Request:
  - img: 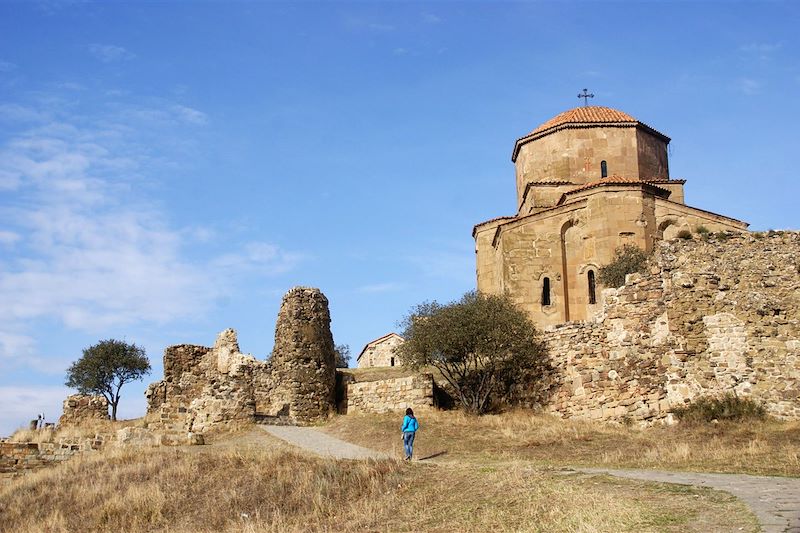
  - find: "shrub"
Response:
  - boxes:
[598,245,649,288]
[715,231,729,241]
[672,393,767,423]
[676,229,692,240]
[696,225,710,235]
[396,291,552,414]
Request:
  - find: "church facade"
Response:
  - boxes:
[473,106,748,328]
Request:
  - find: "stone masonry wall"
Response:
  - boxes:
[346,374,434,414]
[265,287,337,422]
[0,434,110,475]
[144,287,337,433]
[544,231,800,424]
[58,394,109,427]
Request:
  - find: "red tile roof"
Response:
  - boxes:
[556,175,671,204]
[472,215,516,233]
[512,106,670,161]
[529,106,638,136]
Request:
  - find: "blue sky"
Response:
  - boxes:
[0,1,798,435]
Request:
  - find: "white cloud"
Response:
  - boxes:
[0,60,16,72]
[393,48,409,56]
[356,282,404,293]
[739,43,781,54]
[172,104,208,125]
[0,230,20,245]
[0,102,301,371]
[422,13,441,24]
[343,15,395,33]
[212,241,302,275]
[0,332,36,359]
[737,78,762,96]
[88,43,135,63]
[0,103,49,123]
[0,385,70,437]
[116,103,210,128]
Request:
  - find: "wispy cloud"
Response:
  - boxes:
[212,242,302,276]
[737,78,762,96]
[88,43,135,63]
[739,42,782,62]
[0,97,299,371]
[343,15,395,33]
[0,385,70,436]
[0,60,17,73]
[172,104,208,125]
[739,43,781,54]
[116,103,210,127]
[356,282,404,294]
[0,103,49,123]
[421,13,441,24]
[0,230,21,246]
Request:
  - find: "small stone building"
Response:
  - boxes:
[474,105,748,328]
[356,333,405,368]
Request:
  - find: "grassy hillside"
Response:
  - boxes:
[0,426,759,532]
[325,409,800,476]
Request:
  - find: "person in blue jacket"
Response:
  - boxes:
[401,407,419,460]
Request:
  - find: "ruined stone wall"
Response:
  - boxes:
[544,231,800,424]
[145,329,265,434]
[346,375,434,414]
[58,394,109,427]
[0,435,109,475]
[144,287,337,433]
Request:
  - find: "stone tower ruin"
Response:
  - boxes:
[144,286,337,434]
[264,287,337,422]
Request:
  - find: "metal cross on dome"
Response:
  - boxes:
[578,88,594,106]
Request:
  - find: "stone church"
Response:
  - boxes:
[473,105,748,328]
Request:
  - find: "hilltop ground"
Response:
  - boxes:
[3,409,796,532]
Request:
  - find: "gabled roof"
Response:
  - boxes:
[356,332,404,362]
[512,106,671,162]
[472,215,516,236]
[556,175,671,205]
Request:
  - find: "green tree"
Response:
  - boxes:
[598,244,650,288]
[396,291,550,414]
[65,339,151,421]
[334,343,351,368]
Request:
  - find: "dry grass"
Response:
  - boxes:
[324,409,800,476]
[0,432,757,532]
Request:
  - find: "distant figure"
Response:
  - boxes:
[38,413,44,429]
[401,407,419,461]
[29,419,38,431]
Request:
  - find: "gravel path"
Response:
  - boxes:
[580,468,800,533]
[258,425,389,460]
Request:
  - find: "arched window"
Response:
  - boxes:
[600,160,608,178]
[542,277,551,306]
[588,270,597,304]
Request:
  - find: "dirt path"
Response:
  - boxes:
[579,468,800,533]
[262,425,800,532]
[258,425,389,460]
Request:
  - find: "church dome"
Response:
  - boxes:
[512,105,670,162]
[530,106,637,136]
